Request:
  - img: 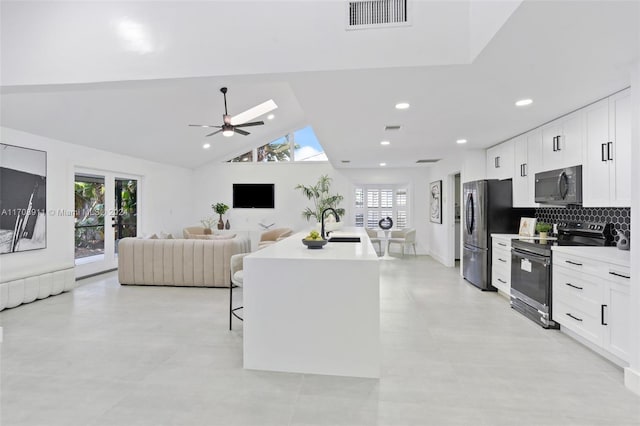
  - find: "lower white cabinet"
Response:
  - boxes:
[491,236,512,294]
[552,250,630,363]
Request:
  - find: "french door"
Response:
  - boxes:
[74,169,139,278]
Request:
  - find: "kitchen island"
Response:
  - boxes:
[243,228,380,378]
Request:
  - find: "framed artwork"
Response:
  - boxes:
[519,217,537,237]
[429,180,442,224]
[0,143,47,254]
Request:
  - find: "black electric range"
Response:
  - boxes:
[510,222,614,328]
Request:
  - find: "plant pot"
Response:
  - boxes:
[539,231,548,242]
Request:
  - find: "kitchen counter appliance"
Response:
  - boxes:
[534,165,582,205]
[510,221,613,328]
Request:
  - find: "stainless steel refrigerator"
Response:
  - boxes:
[462,179,523,291]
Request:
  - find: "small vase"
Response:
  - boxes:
[539,231,548,242]
[217,215,224,230]
[203,228,212,235]
[225,219,230,230]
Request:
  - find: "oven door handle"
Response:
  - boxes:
[511,248,550,265]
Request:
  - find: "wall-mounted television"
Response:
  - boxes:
[233,183,275,208]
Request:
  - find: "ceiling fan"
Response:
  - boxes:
[189,87,277,137]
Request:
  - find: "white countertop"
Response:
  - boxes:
[248,228,379,261]
[491,233,557,241]
[552,245,630,267]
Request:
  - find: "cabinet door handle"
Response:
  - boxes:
[565,282,583,290]
[601,143,607,162]
[496,156,500,168]
[552,136,557,152]
[497,278,507,284]
[523,163,527,177]
[609,271,630,279]
[601,305,608,326]
[565,260,582,266]
[566,313,583,322]
[607,141,613,160]
[498,242,506,247]
[556,135,562,151]
[498,258,507,263]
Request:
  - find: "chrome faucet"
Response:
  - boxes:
[321,208,341,240]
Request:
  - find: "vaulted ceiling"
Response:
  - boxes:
[1,1,638,169]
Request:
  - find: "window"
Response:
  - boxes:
[257,135,291,162]
[228,151,253,163]
[354,185,409,229]
[293,126,327,161]
[226,126,327,163]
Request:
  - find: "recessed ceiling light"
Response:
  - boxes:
[379,162,387,167]
[456,139,467,144]
[202,143,211,149]
[380,141,391,146]
[515,98,533,107]
[267,114,275,120]
[395,102,410,110]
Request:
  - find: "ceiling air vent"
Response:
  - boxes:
[416,159,441,164]
[384,125,401,131]
[347,0,409,29]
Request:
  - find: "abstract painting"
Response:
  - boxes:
[429,180,442,224]
[0,144,47,254]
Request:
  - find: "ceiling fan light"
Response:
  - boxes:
[222,129,234,137]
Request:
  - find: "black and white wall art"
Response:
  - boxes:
[429,180,442,224]
[0,144,47,254]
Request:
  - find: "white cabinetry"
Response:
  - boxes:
[552,249,631,364]
[541,109,583,171]
[491,236,512,295]
[486,139,514,180]
[583,89,631,207]
[512,130,542,208]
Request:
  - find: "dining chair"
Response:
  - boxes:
[387,228,417,256]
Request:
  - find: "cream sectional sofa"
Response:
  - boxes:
[118,236,250,288]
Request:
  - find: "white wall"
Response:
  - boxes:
[425,150,488,267]
[191,161,431,253]
[0,127,193,281]
[625,59,640,396]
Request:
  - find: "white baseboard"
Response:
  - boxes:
[625,367,640,396]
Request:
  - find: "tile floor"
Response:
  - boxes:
[1,256,639,426]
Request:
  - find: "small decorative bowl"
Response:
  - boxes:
[302,239,328,249]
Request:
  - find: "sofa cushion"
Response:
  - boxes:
[118,237,250,287]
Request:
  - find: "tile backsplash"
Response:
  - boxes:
[535,206,631,243]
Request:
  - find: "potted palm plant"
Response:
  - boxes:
[212,202,230,230]
[295,175,345,227]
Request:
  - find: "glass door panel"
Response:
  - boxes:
[74,174,105,260]
[114,178,137,254]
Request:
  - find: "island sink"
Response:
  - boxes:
[328,237,361,243]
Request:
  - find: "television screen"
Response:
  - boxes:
[233,183,275,208]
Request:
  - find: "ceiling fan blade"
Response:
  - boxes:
[206,129,223,137]
[189,124,221,128]
[234,128,250,136]
[230,99,277,125]
[234,121,264,128]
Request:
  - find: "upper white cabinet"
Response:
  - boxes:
[583,89,631,207]
[512,130,542,208]
[541,109,583,171]
[486,139,514,180]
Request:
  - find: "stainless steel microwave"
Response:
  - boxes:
[534,165,582,205]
